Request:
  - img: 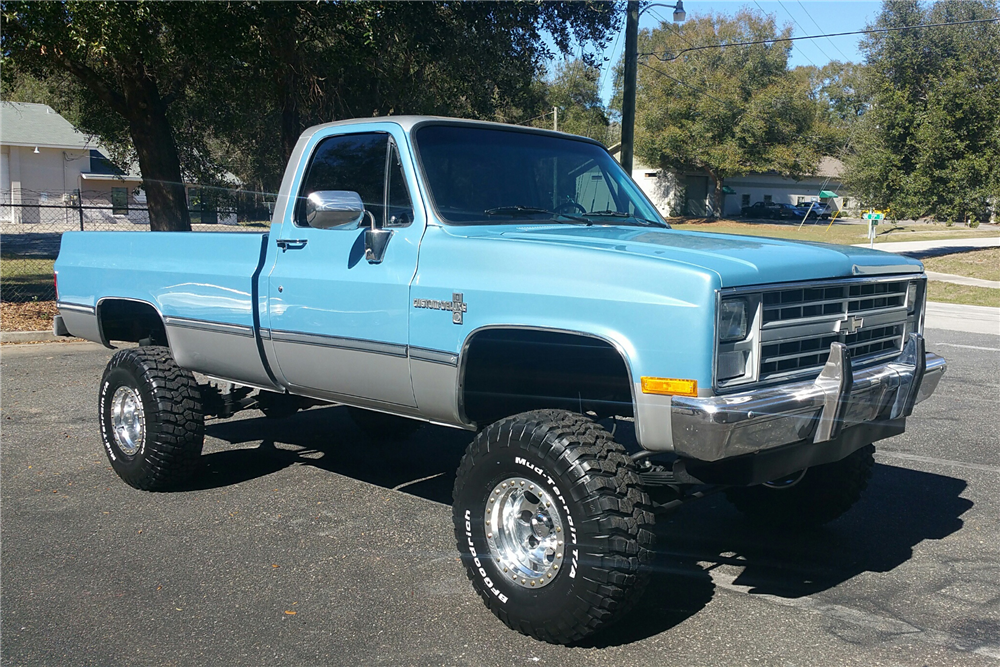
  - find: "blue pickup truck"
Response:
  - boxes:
[54,117,945,644]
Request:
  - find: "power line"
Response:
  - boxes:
[641,18,1000,61]
[638,61,730,105]
[776,0,835,63]
[598,22,625,103]
[646,9,698,49]
[751,0,820,68]
[751,0,820,69]
[795,0,852,61]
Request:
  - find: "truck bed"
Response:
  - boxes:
[55,229,277,388]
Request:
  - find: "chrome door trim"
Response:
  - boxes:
[267,328,408,358]
[163,316,255,338]
[408,346,459,367]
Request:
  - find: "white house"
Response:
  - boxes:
[1,101,235,226]
[608,144,852,219]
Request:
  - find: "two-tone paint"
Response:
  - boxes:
[54,116,929,453]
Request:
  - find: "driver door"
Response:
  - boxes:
[264,127,422,407]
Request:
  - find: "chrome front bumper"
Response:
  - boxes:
[671,334,945,462]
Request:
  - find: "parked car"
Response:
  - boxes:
[790,203,821,220]
[740,200,782,218]
[813,202,833,219]
[772,203,800,220]
[53,116,944,646]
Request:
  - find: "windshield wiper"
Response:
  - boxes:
[484,206,590,224]
[585,210,667,227]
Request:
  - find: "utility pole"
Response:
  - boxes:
[620,2,686,174]
[620,1,640,174]
[553,106,558,132]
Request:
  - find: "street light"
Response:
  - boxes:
[620,1,685,174]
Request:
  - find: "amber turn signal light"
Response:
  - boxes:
[640,377,698,397]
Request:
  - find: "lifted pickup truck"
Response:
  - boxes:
[54,116,945,644]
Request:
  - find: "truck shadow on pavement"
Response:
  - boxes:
[200,406,973,647]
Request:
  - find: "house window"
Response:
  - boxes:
[644,171,658,179]
[797,196,805,205]
[112,187,128,216]
[763,194,772,203]
[741,194,750,207]
[842,198,850,208]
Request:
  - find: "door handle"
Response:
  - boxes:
[276,238,308,251]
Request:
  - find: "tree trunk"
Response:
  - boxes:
[123,76,191,232]
[703,166,723,218]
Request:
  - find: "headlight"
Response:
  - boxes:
[719,298,748,342]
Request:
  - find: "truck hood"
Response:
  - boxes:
[440,224,924,287]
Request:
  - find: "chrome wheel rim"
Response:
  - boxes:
[485,476,565,589]
[111,385,145,456]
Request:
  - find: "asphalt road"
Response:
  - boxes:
[2,330,998,666]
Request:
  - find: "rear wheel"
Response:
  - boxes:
[452,409,654,644]
[99,346,204,491]
[725,444,875,527]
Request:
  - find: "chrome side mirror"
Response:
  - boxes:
[304,190,365,229]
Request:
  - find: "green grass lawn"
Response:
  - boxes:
[1,257,56,302]
[669,219,1000,247]
[922,248,1000,282]
[927,281,1000,308]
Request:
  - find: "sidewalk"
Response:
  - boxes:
[924,271,1000,289]
[925,302,1000,336]
[854,236,999,258]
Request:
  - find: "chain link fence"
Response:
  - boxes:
[1,189,271,303]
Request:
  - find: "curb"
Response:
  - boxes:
[1,330,63,344]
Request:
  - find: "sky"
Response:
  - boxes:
[596,1,883,104]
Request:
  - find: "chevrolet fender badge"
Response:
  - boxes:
[413,293,468,324]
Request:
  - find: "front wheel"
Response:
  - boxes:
[99,346,204,491]
[452,410,654,644]
[725,444,875,527]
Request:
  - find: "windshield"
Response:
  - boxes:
[413,125,667,227]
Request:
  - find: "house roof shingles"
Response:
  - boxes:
[0,101,95,150]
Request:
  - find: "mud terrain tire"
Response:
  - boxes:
[99,346,204,491]
[452,409,654,644]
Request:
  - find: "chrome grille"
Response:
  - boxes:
[716,275,924,391]
[760,323,905,377]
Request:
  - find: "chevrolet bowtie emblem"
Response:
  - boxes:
[837,315,864,335]
[413,292,468,324]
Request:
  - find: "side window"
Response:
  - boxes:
[385,142,413,227]
[296,132,388,227]
[763,194,773,204]
[741,194,750,207]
